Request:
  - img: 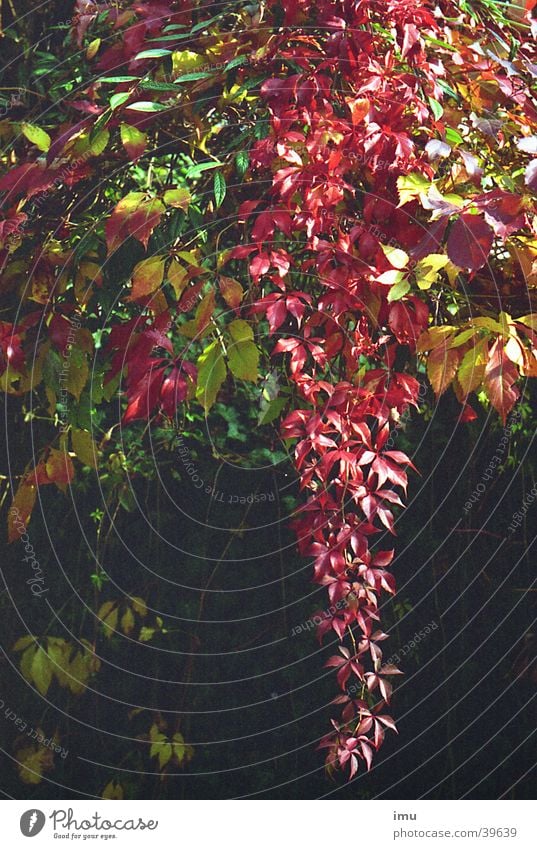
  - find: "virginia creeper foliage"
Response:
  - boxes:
[1,0,536,781]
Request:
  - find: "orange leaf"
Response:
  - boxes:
[219,276,243,310]
[45,448,75,489]
[347,97,369,125]
[427,343,462,397]
[105,192,165,254]
[120,124,147,162]
[8,480,37,543]
[484,339,520,424]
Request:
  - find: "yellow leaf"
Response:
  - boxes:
[131,596,148,617]
[74,260,103,307]
[65,644,100,695]
[171,50,205,78]
[16,740,54,785]
[228,319,254,343]
[86,38,101,60]
[72,428,98,469]
[457,340,487,396]
[219,275,243,310]
[227,320,259,382]
[30,647,53,696]
[381,244,410,269]
[504,335,525,367]
[172,732,194,766]
[163,188,191,210]
[121,606,135,635]
[21,123,51,152]
[167,260,188,299]
[20,644,36,681]
[66,349,89,401]
[46,638,70,686]
[97,601,119,636]
[102,780,124,799]
[414,253,449,290]
[180,290,215,339]
[396,172,431,207]
[13,636,35,652]
[129,255,165,301]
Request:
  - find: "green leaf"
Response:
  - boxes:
[173,71,213,83]
[88,128,109,156]
[134,48,172,60]
[213,171,226,208]
[450,328,477,348]
[428,97,444,120]
[228,319,253,343]
[235,150,249,178]
[445,126,464,146]
[387,277,411,302]
[258,395,287,426]
[21,123,51,152]
[99,75,139,83]
[185,161,222,180]
[437,79,459,102]
[71,428,98,469]
[225,56,248,72]
[126,101,168,112]
[110,91,131,110]
[190,13,223,34]
[227,321,259,381]
[196,341,226,412]
[139,80,176,91]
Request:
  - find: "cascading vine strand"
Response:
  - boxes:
[229,0,535,776]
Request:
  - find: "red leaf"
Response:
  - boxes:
[446,213,494,271]
[219,276,243,311]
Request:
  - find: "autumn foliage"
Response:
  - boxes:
[1,0,536,782]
